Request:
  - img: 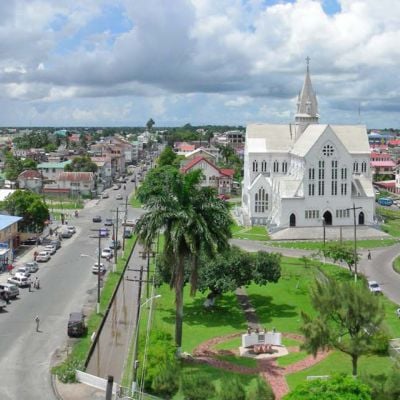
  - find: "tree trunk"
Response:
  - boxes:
[351,354,358,376]
[175,255,185,356]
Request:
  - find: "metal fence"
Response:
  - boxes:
[116,386,164,400]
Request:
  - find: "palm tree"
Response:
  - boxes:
[135,167,232,354]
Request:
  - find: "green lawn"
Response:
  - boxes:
[269,238,398,251]
[377,206,400,237]
[393,256,400,275]
[231,223,270,241]
[130,196,142,208]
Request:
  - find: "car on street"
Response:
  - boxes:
[112,185,120,190]
[67,312,87,337]
[15,267,31,277]
[116,194,123,200]
[130,177,136,182]
[92,263,106,275]
[7,275,29,288]
[101,192,109,199]
[123,219,137,227]
[36,251,51,262]
[61,229,72,238]
[104,218,113,226]
[92,215,102,223]
[43,244,57,255]
[124,228,133,238]
[50,239,61,249]
[24,261,39,273]
[101,248,114,259]
[368,280,382,294]
[0,283,19,299]
[66,226,76,234]
[99,228,110,237]
[109,240,121,250]
[21,237,38,245]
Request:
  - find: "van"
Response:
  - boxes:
[67,312,86,337]
[377,197,393,206]
[0,283,19,299]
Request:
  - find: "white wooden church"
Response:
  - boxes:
[241,62,375,228]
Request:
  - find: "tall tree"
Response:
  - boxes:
[135,167,232,353]
[64,155,97,172]
[157,146,178,167]
[300,271,386,375]
[323,243,360,273]
[146,118,155,131]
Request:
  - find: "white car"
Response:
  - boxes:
[92,263,106,274]
[14,271,30,279]
[116,194,123,200]
[36,251,51,262]
[24,261,39,273]
[44,245,57,255]
[15,267,31,277]
[102,192,109,199]
[101,248,114,259]
[368,281,382,294]
[66,226,76,234]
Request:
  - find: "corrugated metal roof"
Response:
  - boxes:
[0,215,22,230]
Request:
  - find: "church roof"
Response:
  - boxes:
[246,124,295,153]
[291,124,327,156]
[295,60,318,119]
[279,178,303,198]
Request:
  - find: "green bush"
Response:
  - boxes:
[219,377,245,400]
[151,361,180,399]
[142,330,178,393]
[180,373,216,400]
[371,331,390,355]
[361,366,400,400]
[247,377,275,400]
[51,358,84,383]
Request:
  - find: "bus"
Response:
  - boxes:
[377,197,393,206]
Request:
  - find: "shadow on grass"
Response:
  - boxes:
[248,294,297,322]
[160,293,246,330]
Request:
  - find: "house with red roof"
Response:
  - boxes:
[43,171,95,196]
[17,170,43,192]
[175,142,196,155]
[181,156,234,195]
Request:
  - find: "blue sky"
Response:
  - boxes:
[0,0,399,128]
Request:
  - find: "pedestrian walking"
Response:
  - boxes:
[28,279,32,292]
[35,315,40,332]
[34,277,40,289]
[367,250,371,260]
[33,251,38,261]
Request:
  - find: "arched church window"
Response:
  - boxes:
[361,161,367,173]
[254,187,268,213]
[322,144,334,157]
[252,160,258,172]
[282,161,288,174]
[353,162,359,173]
[273,161,279,173]
[261,160,267,172]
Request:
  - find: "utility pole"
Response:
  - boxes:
[90,229,103,314]
[111,208,120,265]
[139,249,156,299]
[345,203,362,282]
[122,196,128,251]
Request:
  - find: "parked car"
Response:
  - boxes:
[109,240,121,250]
[50,239,61,249]
[101,248,114,259]
[368,280,382,294]
[123,219,137,227]
[61,229,72,238]
[112,185,120,190]
[104,218,113,226]
[101,192,109,199]
[92,215,102,223]
[0,283,19,299]
[67,312,87,337]
[124,228,133,238]
[66,226,76,234]
[130,177,136,182]
[24,261,39,273]
[15,266,31,277]
[99,228,110,237]
[43,244,57,255]
[20,237,38,245]
[116,194,123,200]
[7,275,30,288]
[36,251,51,262]
[92,263,106,275]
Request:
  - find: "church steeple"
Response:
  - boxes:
[294,57,319,138]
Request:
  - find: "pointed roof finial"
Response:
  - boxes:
[305,56,311,73]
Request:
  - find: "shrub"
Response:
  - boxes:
[247,377,275,400]
[219,377,245,400]
[151,361,180,399]
[52,358,84,383]
[180,373,216,400]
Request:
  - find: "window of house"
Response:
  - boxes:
[254,187,268,213]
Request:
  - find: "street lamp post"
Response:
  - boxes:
[322,217,326,250]
[87,228,104,314]
[346,203,362,283]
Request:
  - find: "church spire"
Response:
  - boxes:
[294,57,319,138]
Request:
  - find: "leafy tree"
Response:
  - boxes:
[21,158,37,170]
[218,144,235,164]
[300,271,386,375]
[180,373,216,400]
[64,155,97,173]
[146,118,155,131]
[323,243,360,274]
[285,374,372,400]
[158,146,178,167]
[197,247,281,302]
[246,377,274,400]
[361,366,400,400]
[0,190,49,232]
[79,133,88,149]
[4,152,23,180]
[219,377,245,400]
[135,167,232,353]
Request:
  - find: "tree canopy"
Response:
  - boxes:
[146,118,155,131]
[64,155,97,172]
[300,271,386,375]
[4,152,38,181]
[157,146,180,168]
[0,190,49,232]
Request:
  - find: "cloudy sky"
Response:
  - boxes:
[0,0,399,128]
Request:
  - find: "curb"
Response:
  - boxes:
[51,374,63,400]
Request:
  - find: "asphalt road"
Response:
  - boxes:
[0,173,144,399]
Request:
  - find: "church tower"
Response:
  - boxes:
[294,57,319,138]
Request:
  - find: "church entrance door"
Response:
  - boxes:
[323,211,332,226]
[289,213,296,227]
[358,212,365,225]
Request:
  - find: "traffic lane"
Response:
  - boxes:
[0,229,99,399]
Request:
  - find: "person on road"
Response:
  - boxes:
[33,251,38,261]
[35,315,40,332]
[34,277,40,290]
[367,250,371,260]
[28,279,32,292]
